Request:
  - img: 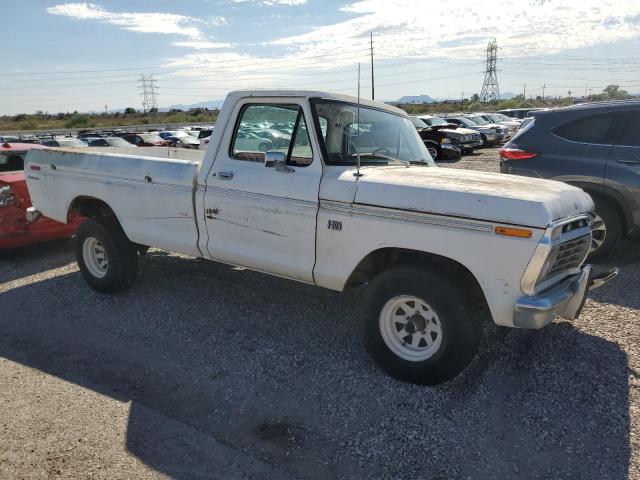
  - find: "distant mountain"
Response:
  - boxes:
[162,100,225,112]
[396,94,435,104]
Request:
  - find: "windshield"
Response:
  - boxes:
[410,117,428,128]
[423,117,449,127]
[58,139,87,147]
[106,137,131,147]
[468,116,489,125]
[455,117,477,127]
[488,114,508,122]
[311,99,433,166]
[139,134,163,142]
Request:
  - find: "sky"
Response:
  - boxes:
[2,0,640,114]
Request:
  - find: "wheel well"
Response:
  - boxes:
[346,248,487,305]
[68,196,116,222]
[580,188,628,234]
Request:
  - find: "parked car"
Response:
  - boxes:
[473,113,521,133]
[463,115,512,143]
[118,133,170,147]
[415,116,482,154]
[158,131,200,149]
[442,116,499,146]
[0,135,21,143]
[41,138,88,148]
[26,90,616,385]
[498,108,547,120]
[500,100,640,260]
[409,117,461,161]
[198,128,214,140]
[88,137,135,147]
[0,143,82,249]
[234,130,273,152]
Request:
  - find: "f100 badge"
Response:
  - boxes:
[327,220,342,231]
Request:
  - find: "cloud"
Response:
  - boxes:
[232,0,306,5]
[172,41,233,49]
[46,3,214,39]
[272,0,640,59]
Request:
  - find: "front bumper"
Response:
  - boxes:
[440,144,462,159]
[513,265,618,329]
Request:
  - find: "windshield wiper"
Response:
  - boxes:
[350,153,410,167]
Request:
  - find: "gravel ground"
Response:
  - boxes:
[0,147,638,479]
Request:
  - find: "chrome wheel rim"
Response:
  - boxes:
[379,295,443,362]
[427,147,438,160]
[82,237,108,279]
[590,213,606,253]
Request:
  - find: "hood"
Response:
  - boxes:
[441,127,478,136]
[349,166,593,228]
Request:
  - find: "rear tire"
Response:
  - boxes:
[360,267,481,385]
[588,197,622,262]
[75,217,138,293]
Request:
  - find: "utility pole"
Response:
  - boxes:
[480,39,500,103]
[370,32,375,100]
[542,84,546,102]
[461,92,465,110]
[523,82,526,100]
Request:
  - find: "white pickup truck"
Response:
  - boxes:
[25,90,617,384]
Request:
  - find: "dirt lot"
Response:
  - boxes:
[1,147,638,479]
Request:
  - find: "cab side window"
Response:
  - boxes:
[230,104,313,166]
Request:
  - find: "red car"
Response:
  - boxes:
[0,143,82,249]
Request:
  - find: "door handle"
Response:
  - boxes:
[218,171,234,180]
[615,157,640,165]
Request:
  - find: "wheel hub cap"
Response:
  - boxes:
[379,296,443,362]
[82,237,109,279]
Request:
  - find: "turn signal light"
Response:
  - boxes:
[495,226,532,238]
[499,148,538,160]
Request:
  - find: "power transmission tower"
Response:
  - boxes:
[480,39,500,103]
[138,74,159,113]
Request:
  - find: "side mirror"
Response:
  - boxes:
[264,150,294,173]
[264,150,285,167]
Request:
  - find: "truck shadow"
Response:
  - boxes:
[0,251,632,479]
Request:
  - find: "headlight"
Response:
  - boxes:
[440,137,451,144]
[538,246,559,281]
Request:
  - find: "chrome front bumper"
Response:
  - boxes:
[513,265,618,329]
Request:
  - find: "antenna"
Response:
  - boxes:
[370,32,375,100]
[354,63,363,178]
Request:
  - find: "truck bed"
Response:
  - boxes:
[25,148,202,256]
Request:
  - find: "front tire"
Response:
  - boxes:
[361,267,481,385]
[75,217,138,293]
[588,197,622,262]
[425,144,440,161]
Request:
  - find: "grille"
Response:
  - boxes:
[546,234,591,279]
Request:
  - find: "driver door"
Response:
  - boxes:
[203,100,322,283]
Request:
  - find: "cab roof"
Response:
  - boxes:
[227,90,407,116]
